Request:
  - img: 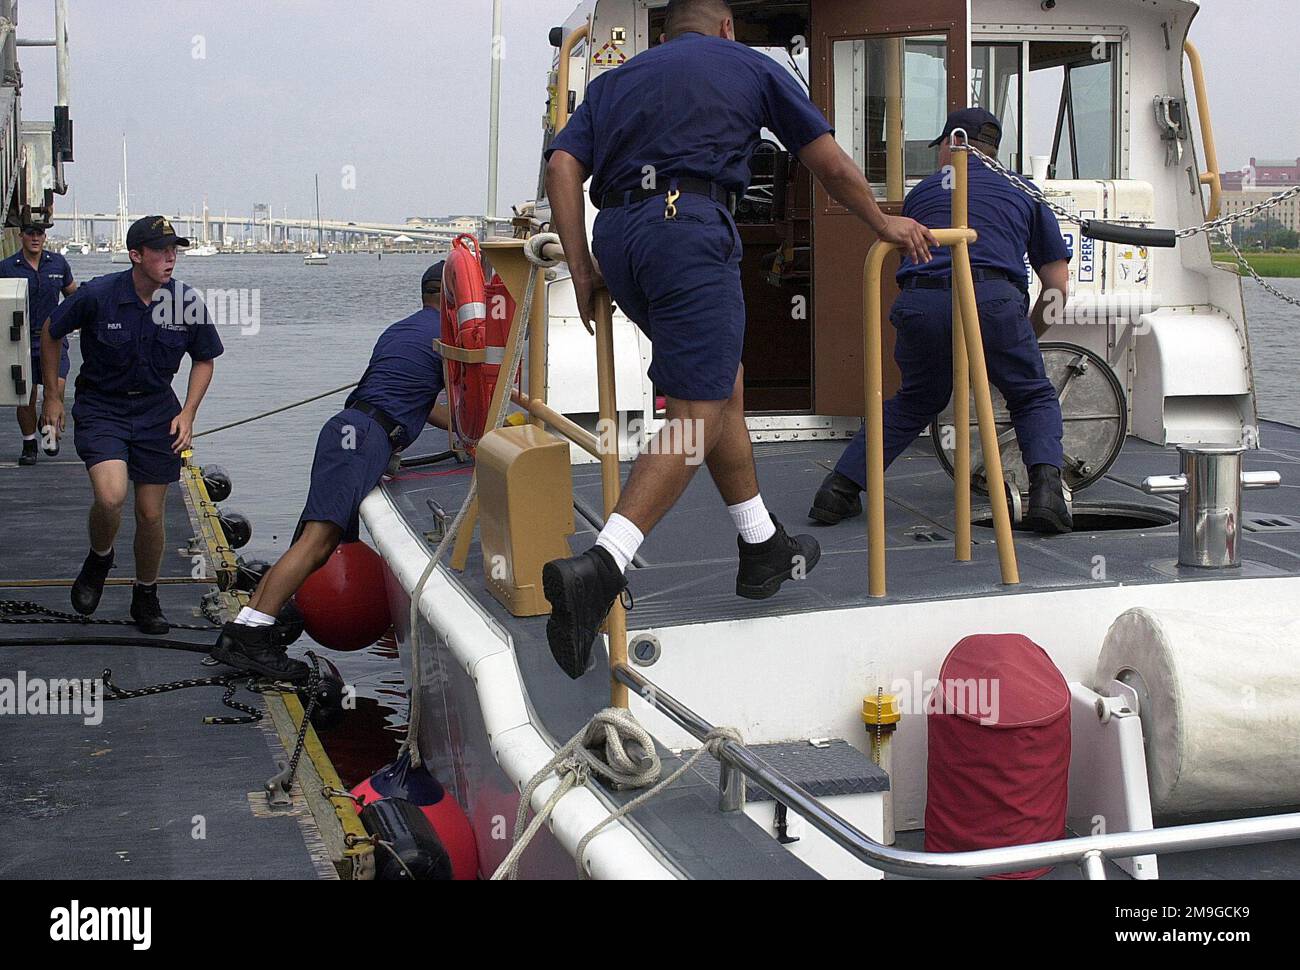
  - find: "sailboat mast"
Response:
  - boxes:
[315,174,323,252]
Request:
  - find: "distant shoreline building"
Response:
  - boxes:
[1219,157,1299,234]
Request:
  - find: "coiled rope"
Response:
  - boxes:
[491,707,743,880]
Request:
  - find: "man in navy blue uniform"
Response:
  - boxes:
[810,108,1074,533]
[211,264,450,683]
[541,0,936,678]
[2,223,76,465]
[42,216,223,634]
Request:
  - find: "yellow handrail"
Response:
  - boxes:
[1184,41,1222,221]
[554,21,590,135]
[861,147,1020,596]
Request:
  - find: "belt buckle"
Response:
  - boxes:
[665,188,680,221]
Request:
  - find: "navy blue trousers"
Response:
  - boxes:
[833,280,1063,490]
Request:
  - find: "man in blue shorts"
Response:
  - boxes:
[211,263,449,683]
[3,222,76,465]
[42,216,223,635]
[810,108,1074,534]
[541,0,935,678]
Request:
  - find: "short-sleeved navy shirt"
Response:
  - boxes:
[347,307,446,446]
[49,269,224,395]
[546,32,832,205]
[897,161,1072,286]
[0,249,74,343]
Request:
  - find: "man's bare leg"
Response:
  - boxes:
[248,521,344,620]
[132,483,169,585]
[17,383,38,436]
[87,460,129,554]
[70,460,129,615]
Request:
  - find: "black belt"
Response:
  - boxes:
[351,401,407,449]
[902,267,1027,291]
[75,377,154,399]
[599,178,736,214]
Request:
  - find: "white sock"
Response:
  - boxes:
[22,433,37,442]
[595,513,643,573]
[236,606,277,628]
[91,546,113,558]
[730,495,776,544]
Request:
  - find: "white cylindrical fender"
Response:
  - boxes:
[1095,607,1300,815]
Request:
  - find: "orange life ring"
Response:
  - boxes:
[439,234,517,448]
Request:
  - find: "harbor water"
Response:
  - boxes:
[45,252,1300,781]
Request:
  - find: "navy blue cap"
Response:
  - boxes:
[126,215,190,251]
[421,260,446,293]
[930,108,1003,148]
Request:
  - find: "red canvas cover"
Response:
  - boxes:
[924,634,1071,879]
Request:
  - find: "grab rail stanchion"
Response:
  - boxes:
[592,289,630,709]
[860,136,1019,593]
[951,142,1019,585]
[953,288,972,561]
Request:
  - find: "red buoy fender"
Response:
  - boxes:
[296,541,392,652]
[440,234,517,449]
[351,751,479,880]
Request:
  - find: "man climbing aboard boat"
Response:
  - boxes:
[40,216,221,635]
[810,109,1074,534]
[211,263,450,683]
[541,0,937,678]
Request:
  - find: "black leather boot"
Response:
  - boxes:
[809,471,863,525]
[130,583,171,635]
[18,439,37,466]
[1024,463,1073,534]
[211,622,311,684]
[71,549,114,615]
[542,546,628,680]
[736,515,822,600]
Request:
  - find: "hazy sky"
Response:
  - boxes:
[16,0,1298,224]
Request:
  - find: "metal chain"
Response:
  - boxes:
[282,652,323,786]
[960,148,1300,307]
[0,599,219,632]
[1217,228,1300,308]
[962,148,1300,240]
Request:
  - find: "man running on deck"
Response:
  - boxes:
[42,216,222,635]
[211,263,450,683]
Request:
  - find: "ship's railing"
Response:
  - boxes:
[1183,41,1222,221]
[614,663,1300,880]
[860,137,1019,595]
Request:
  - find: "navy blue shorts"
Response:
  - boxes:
[298,408,395,543]
[593,193,745,401]
[72,388,182,484]
[31,346,71,383]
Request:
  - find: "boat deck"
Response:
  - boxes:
[384,419,1300,879]
[0,450,339,880]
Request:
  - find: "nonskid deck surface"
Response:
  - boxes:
[385,422,1300,879]
[0,454,330,880]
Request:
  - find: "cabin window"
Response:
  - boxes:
[971,43,1023,172]
[831,34,949,202]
